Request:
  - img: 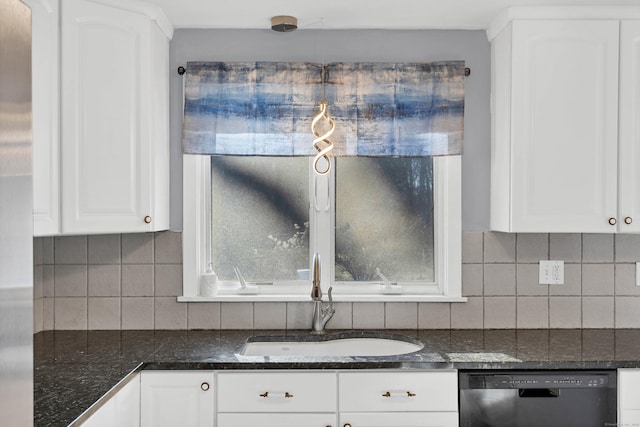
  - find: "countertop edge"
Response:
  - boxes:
[67,363,143,427]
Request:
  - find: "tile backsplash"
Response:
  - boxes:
[33,231,640,332]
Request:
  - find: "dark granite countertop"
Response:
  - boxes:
[34,329,640,426]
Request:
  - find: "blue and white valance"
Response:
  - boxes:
[182,61,464,157]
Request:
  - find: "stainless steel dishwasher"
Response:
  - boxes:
[459,370,617,427]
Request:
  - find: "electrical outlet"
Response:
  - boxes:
[539,260,564,285]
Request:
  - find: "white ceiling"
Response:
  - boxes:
[145,0,640,30]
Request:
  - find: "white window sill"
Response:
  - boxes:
[178,295,468,303]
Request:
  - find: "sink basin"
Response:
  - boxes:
[240,334,424,357]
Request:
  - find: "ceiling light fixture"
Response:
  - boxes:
[271,15,298,32]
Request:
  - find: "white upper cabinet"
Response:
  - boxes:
[618,21,640,233]
[28,0,61,236]
[490,18,621,232]
[31,0,172,236]
[61,0,171,234]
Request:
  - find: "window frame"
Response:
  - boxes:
[180,154,464,302]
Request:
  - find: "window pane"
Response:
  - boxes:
[335,157,435,282]
[211,157,309,281]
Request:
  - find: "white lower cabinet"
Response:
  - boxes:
[339,412,458,427]
[217,371,337,426]
[80,373,140,427]
[339,371,458,412]
[140,371,214,427]
[131,369,457,427]
[338,371,458,427]
[618,369,640,425]
[218,413,337,426]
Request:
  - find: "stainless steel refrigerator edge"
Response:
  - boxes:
[0,0,34,425]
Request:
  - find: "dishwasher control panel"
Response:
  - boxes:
[464,372,612,389]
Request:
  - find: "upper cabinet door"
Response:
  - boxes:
[618,21,640,233]
[61,0,169,234]
[491,20,620,232]
[511,20,620,232]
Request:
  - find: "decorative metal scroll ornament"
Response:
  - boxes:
[311,99,335,175]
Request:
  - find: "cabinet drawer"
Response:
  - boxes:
[218,413,337,427]
[340,411,458,427]
[619,369,640,409]
[339,371,457,412]
[217,372,336,413]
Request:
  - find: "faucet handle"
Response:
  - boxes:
[325,286,335,314]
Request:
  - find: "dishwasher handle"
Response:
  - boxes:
[518,388,560,398]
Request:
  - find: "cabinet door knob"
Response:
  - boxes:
[406,391,416,397]
[608,217,617,226]
[343,424,352,427]
[200,382,210,391]
[144,215,152,224]
[625,217,633,225]
[382,391,391,397]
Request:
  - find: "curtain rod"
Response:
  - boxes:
[177,65,471,76]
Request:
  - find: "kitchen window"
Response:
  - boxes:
[181,154,462,302]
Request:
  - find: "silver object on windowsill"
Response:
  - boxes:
[235,266,259,295]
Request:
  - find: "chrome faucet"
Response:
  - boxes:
[311,253,334,334]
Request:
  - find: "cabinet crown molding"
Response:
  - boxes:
[488,6,640,40]
[87,0,174,39]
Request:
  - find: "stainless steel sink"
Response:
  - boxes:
[240,333,424,357]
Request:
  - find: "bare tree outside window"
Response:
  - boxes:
[211,157,309,281]
[210,156,435,284]
[335,157,434,282]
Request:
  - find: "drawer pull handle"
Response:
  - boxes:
[259,391,294,398]
[382,391,417,398]
[200,382,210,391]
